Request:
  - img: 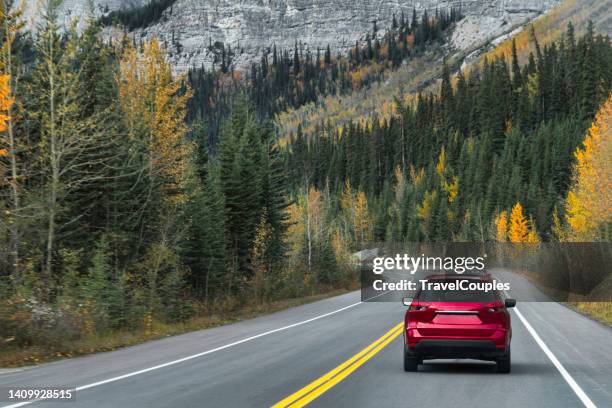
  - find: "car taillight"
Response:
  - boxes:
[486,302,505,312]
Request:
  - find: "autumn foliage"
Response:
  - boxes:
[0,74,12,133]
[495,211,508,242]
[495,203,539,243]
[565,94,612,241]
[118,39,192,204]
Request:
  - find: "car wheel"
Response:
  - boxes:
[497,346,511,373]
[404,346,419,372]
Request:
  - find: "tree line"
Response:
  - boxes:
[285,23,612,244]
[0,1,327,351]
[186,7,463,149]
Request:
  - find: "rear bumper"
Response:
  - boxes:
[407,339,508,360]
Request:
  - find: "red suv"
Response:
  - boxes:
[403,274,515,373]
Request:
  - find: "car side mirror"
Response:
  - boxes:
[402,297,413,307]
[504,298,516,308]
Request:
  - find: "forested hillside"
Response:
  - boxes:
[186,7,462,146]
[0,0,610,364]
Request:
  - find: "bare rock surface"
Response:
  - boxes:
[19,0,560,72]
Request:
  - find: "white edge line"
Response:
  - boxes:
[2,292,390,408]
[504,288,597,408]
[512,307,597,408]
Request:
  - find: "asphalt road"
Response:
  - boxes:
[1,271,611,408]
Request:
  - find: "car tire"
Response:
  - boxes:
[404,347,419,372]
[497,347,511,373]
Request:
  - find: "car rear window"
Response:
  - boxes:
[417,280,500,302]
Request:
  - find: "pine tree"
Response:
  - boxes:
[197,161,227,298]
[258,128,290,272]
[293,42,300,76]
[511,39,522,115]
[580,21,598,121]
[66,17,126,254]
[218,99,282,290]
[29,4,113,278]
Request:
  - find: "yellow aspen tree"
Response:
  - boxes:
[526,218,540,244]
[508,202,539,243]
[286,188,322,277]
[417,190,437,221]
[285,202,305,253]
[331,225,349,261]
[0,73,11,185]
[565,95,612,241]
[304,187,321,274]
[250,210,273,300]
[353,190,372,243]
[340,179,353,211]
[508,203,529,242]
[394,166,405,203]
[308,187,322,241]
[0,74,11,131]
[417,190,437,239]
[117,38,193,206]
[117,38,194,307]
[495,210,508,242]
[409,164,425,186]
[444,176,459,203]
[436,146,446,177]
[551,206,565,242]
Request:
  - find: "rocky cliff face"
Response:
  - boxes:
[18,0,146,28]
[20,0,560,73]
[132,0,560,73]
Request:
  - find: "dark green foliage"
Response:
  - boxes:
[186,159,227,298]
[159,267,195,322]
[217,99,289,293]
[99,0,176,31]
[316,237,341,285]
[284,25,612,242]
[81,237,128,330]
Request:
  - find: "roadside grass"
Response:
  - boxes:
[492,268,612,327]
[0,286,357,368]
[566,272,612,326]
[567,302,612,326]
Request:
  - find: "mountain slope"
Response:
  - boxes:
[122,0,560,72]
[275,0,610,139]
[19,0,561,74]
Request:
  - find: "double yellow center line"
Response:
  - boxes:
[271,322,404,408]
